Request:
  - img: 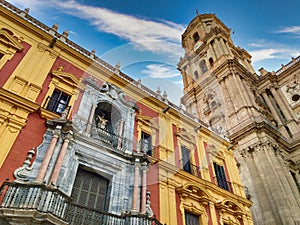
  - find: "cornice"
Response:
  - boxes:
[0,88,39,112]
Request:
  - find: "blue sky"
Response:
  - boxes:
[6,0,300,104]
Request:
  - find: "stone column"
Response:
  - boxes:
[85,104,96,135]
[49,131,73,185]
[270,86,298,134]
[219,78,234,130]
[36,126,61,183]
[140,162,148,214]
[241,147,276,224]
[262,92,283,126]
[251,145,279,224]
[270,87,292,121]
[131,158,140,213]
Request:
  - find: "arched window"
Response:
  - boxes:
[194,71,199,79]
[95,102,121,134]
[193,32,200,42]
[199,60,207,73]
[209,57,214,67]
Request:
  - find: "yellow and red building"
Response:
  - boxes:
[0,1,254,225]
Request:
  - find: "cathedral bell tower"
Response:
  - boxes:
[178,14,300,225]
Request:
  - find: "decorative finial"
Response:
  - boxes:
[156,86,161,95]
[52,23,59,31]
[196,9,199,15]
[163,90,168,99]
[62,30,69,37]
[115,62,121,70]
[137,78,142,87]
[58,65,64,71]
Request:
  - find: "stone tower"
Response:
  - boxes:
[178,14,300,225]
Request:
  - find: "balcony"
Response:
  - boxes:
[179,160,201,179]
[66,203,164,225]
[0,181,164,225]
[91,126,132,153]
[213,177,233,193]
[0,180,70,224]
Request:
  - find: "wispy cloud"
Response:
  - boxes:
[275,26,300,35]
[8,0,185,57]
[52,0,185,57]
[249,48,300,62]
[142,64,181,79]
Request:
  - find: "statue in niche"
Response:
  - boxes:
[97,113,109,129]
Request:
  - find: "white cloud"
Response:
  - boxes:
[53,0,185,57]
[6,0,42,7]
[249,48,300,62]
[6,0,185,57]
[142,64,181,79]
[276,26,300,34]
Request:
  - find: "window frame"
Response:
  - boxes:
[45,88,71,115]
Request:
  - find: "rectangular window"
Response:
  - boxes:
[213,162,229,191]
[181,146,192,173]
[45,89,70,115]
[185,211,200,225]
[141,131,152,156]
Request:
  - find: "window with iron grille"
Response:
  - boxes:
[185,211,200,225]
[213,162,229,191]
[141,131,152,156]
[181,146,192,173]
[45,89,70,115]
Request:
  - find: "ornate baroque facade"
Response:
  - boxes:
[0,1,253,225]
[178,14,300,225]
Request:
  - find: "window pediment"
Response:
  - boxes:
[175,129,195,145]
[207,144,224,160]
[177,182,210,202]
[136,115,159,130]
[51,66,84,90]
[215,200,244,216]
[0,28,24,52]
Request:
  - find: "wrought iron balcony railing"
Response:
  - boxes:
[179,160,201,179]
[0,181,165,225]
[213,177,233,193]
[65,203,164,225]
[136,140,156,157]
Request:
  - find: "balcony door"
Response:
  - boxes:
[67,168,110,224]
[181,146,192,173]
[185,211,200,225]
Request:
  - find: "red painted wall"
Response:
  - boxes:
[173,124,180,168]
[134,101,159,152]
[147,163,160,220]
[36,57,87,106]
[193,143,201,178]
[206,204,213,225]
[0,113,46,183]
[0,42,31,87]
[175,192,183,225]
